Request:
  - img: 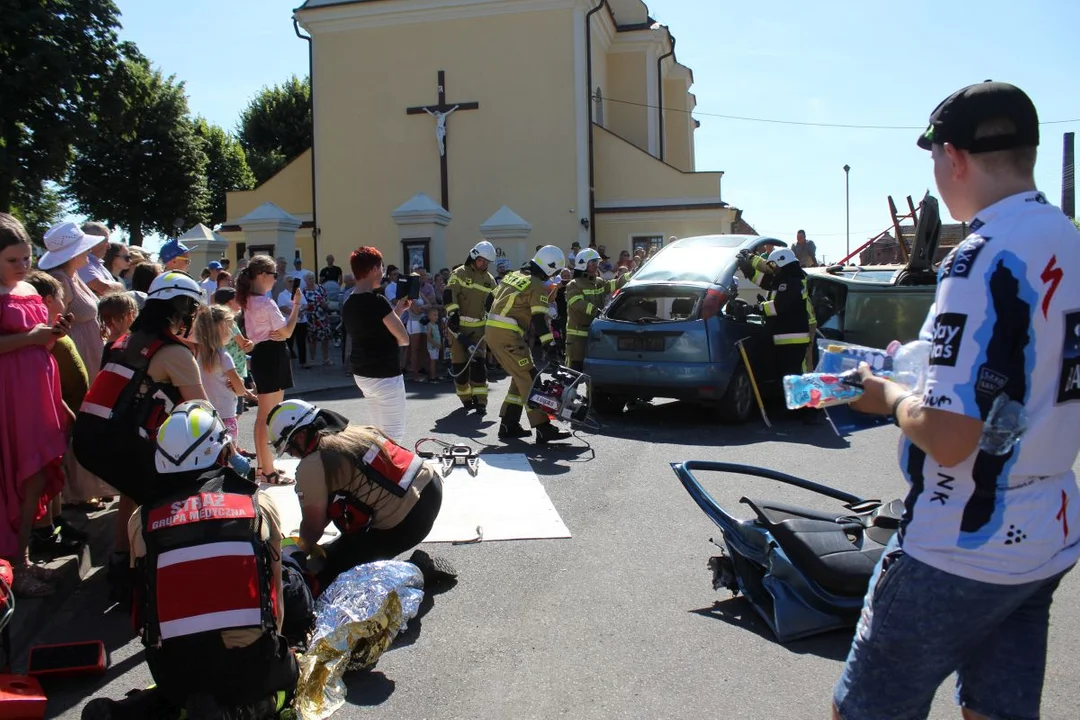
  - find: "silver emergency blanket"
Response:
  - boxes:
[295,560,424,720]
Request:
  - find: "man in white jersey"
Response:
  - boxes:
[833,81,1080,720]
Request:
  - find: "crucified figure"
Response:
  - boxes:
[425,105,459,156]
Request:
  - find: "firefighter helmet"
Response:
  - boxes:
[147,271,205,304]
[470,240,497,263]
[268,399,320,454]
[531,245,565,278]
[573,248,601,271]
[155,401,229,474]
[768,248,799,268]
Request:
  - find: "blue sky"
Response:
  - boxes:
[116,0,1080,262]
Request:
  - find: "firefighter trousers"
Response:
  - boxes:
[485,326,548,427]
[450,332,488,408]
[565,334,587,369]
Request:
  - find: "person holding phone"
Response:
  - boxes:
[278,276,309,369]
[237,255,301,485]
[343,247,412,443]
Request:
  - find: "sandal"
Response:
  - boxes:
[12,569,54,598]
[257,471,295,486]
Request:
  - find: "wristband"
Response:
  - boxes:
[891,392,914,424]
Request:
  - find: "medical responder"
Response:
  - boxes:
[737,247,816,376]
[484,246,572,443]
[564,248,630,371]
[82,401,297,720]
[267,399,449,590]
[444,241,498,414]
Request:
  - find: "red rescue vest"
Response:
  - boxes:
[324,436,425,535]
[80,332,185,440]
[140,471,277,645]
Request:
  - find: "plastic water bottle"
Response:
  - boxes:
[229,453,252,477]
[890,340,932,394]
[979,394,1028,456]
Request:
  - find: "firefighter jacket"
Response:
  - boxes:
[486,270,554,344]
[565,273,626,338]
[138,469,277,648]
[445,263,496,337]
[746,256,816,346]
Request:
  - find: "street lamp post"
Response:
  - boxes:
[843,165,851,259]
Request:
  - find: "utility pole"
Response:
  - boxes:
[1063,132,1075,219]
[843,165,851,258]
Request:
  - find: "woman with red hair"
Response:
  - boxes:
[341,247,412,442]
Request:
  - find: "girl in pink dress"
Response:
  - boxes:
[0,216,75,597]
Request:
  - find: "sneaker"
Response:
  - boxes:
[30,525,83,559]
[408,550,459,588]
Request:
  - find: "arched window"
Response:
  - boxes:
[593,87,604,126]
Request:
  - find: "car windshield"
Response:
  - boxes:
[633,245,738,284]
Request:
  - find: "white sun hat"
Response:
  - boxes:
[37,222,105,271]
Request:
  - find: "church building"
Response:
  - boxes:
[221,0,741,273]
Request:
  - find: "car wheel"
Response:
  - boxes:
[718,365,754,424]
[593,391,628,415]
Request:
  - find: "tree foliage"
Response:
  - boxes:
[67,51,209,246]
[9,181,66,247]
[237,76,312,185]
[0,0,124,211]
[194,118,256,228]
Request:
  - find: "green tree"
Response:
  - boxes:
[9,181,65,246]
[194,118,256,228]
[237,76,312,185]
[67,52,210,246]
[0,0,123,211]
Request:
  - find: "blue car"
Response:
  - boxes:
[584,234,786,422]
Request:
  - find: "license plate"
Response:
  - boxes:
[617,336,665,352]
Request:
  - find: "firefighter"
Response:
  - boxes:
[564,248,630,371]
[444,240,498,414]
[484,246,572,444]
[267,399,449,590]
[737,247,817,376]
[83,401,297,720]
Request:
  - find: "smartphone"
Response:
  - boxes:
[292,277,301,293]
[395,276,421,301]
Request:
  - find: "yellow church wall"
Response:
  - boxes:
[225,149,313,223]
[662,78,692,172]
[595,209,737,256]
[309,8,580,269]
[594,126,721,203]
[605,51,649,152]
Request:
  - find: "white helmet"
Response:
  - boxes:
[531,245,565,278]
[573,248,601,271]
[155,401,229,474]
[147,270,205,304]
[470,240,497,263]
[268,399,319,455]
[768,248,798,268]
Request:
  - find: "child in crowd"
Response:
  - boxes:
[98,292,138,347]
[425,306,445,382]
[193,306,258,451]
[24,271,93,553]
[213,287,256,423]
[0,215,70,596]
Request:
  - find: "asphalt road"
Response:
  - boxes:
[39,376,1080,719]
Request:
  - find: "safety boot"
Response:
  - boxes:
[535,421,571,445]
[498,405,531,440]
[474,402,487,418]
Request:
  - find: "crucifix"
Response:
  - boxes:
[406,70,479,211]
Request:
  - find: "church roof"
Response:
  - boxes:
[298,0,653,29]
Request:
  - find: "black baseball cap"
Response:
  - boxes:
[917,81,1039,153]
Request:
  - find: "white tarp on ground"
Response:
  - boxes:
[261,453,570,544]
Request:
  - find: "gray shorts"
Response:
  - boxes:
[834,538,1071,720]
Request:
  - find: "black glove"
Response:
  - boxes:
[751,303,764,316]
[757,294,766,304]
[447,311,461,333]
